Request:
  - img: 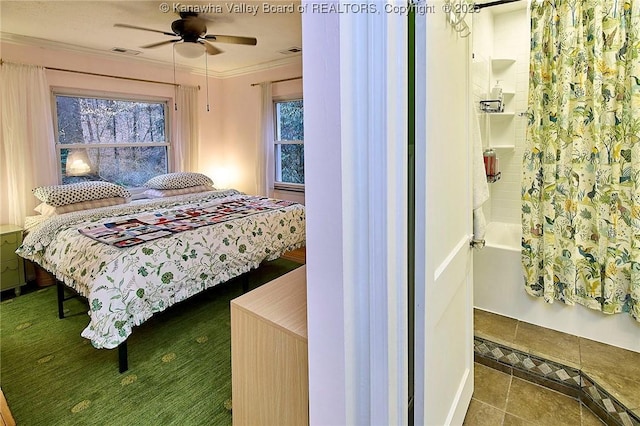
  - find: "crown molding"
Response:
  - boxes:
[0,32,199,74]
[0,32,302,79]
[190,54,302,78]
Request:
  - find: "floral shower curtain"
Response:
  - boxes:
[522,0,640,322]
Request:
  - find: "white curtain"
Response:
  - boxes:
[0,62,58,226]
[256,82,274,196]
[174,85,199,172]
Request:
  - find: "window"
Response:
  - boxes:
[274,99,304,190]
[53,92,169,188]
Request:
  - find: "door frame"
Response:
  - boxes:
[303,1,474,424]
[302,4,409,425]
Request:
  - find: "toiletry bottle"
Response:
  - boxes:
[491,80,503,112]
[483,148,496,179]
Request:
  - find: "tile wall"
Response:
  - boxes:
[472,10,494,221]
[472,6,530,225]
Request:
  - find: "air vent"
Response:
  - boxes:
[279,46,302,55]
[111,47,142,56]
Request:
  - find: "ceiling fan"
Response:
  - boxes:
[114,12,257,57]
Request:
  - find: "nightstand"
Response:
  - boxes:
[1,225,26,296]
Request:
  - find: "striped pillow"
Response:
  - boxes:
[34,197,129,216]
[143,185,213,199]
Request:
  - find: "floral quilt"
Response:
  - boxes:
[17,190,306,349]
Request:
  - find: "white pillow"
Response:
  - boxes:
[34,197,129,216]
[33,182,131,207]
[143,172,214,190]
[143,185,213,199]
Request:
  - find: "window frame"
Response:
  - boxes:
[51,88,172,194]
[273,96,304,192]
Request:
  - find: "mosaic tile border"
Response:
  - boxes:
[474,337,640,426]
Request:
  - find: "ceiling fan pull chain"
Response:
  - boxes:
[205,53,210,112]
[173,46,178,111]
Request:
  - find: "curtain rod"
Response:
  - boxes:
[476,0,523,9]
[250,76,302,87]
[46,66,185,87]
[1,58,192,88]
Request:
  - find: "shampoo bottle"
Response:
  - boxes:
[491,80,503,112]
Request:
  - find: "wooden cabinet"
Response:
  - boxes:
[0,225,26,296]
[231,265,308,426]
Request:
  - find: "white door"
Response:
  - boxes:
[413,10,475,426]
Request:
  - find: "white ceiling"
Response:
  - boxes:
[0,1,302,77]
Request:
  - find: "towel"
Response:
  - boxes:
[473,207,487,244]
[472,107,490,245]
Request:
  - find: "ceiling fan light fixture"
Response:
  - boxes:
[174,42,205,58]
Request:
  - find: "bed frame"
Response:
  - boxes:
[55,274,250,373]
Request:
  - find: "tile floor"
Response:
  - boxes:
[464,309,640,425]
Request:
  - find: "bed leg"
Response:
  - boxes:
[56,280,65,319]
[242,274,249,293]
[118,342,128,373]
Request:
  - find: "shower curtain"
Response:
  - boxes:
[522,0,640,322]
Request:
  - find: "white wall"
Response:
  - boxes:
[213,63,304,202]
[302,10,348,425]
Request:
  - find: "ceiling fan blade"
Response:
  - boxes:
[204,34,257,46]
[140,39,181,49]
[202,41,223,55]
[114,23,176,37]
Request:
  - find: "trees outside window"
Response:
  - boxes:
[274,99,304,190]
[54,93,169,187]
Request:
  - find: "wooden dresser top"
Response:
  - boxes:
[231,265,307,340]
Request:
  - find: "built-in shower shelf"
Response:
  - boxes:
[485,57,518,156]
[491,58,516,68]
[486,112,515,117]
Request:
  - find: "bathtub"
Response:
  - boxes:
[473,221,639,352]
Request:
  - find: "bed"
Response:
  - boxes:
[17,179,306,372]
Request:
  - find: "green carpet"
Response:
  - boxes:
[0,258,302,425]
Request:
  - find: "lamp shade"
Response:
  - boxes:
[174,42,205,58]
[66,150,92,176]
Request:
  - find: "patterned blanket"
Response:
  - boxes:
[78,196,297,248]
[17,190,306,349]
